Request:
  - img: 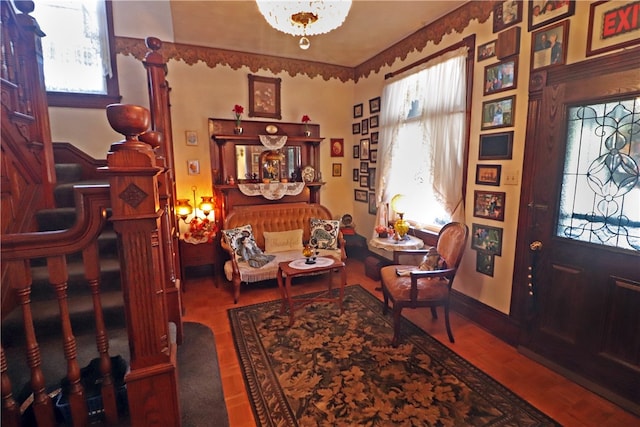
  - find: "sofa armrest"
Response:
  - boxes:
[220,238,240,278]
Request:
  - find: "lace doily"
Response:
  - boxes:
[237,182,305,200]
[259,135,288,150]
[289,256,335,270]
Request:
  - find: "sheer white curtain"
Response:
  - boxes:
[374,47,468,234]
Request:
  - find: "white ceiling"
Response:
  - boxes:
[169,1,468,68]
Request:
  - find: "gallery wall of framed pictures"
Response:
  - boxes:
[352,96,381,214]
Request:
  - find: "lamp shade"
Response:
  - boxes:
[199,196,215,216]
[175,199,193,219]
[390,194,408,215]
[256,0,352,36]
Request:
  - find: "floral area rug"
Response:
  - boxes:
[228,285,559,427]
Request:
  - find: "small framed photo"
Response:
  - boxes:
[187,159,200,175]
[586,1,640,57]
[528,0,575,31]
[361,118,369,135]
[248,74,281,120]
[370,115,379,128]
[475,164,502,186]
[354,103,363,118]
[479,131,514,160]
[473,190,506,222]
[471,223,503,256]
[371,131,379,144]
[368,167,376,190]
[477,40,497,62]
[530,21,569,71]
[332,163,342,177]
[368,193,377,215]
[360,175,369,188]
[481,96,515,130]
[360,138,370,160]
[493,0,522,33]
[330,138,344,157]
[369,96,381,113]
[185,130,198,146]
[354,189,368,203]
[353,145,360,158]
[352,122,361,135]
[353,168,359,182]
[483,58,518,95]
[369,149,378,163]
[360,161,368,174]
[476,251,495,277]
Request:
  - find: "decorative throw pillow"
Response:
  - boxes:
[263,229,303,253]
[222,224,274,268]
[309,218,340,250]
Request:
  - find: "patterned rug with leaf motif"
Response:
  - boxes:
[229,285,559,426]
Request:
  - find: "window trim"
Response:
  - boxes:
[44,0,121,109]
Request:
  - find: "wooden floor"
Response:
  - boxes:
[181,258,640,427]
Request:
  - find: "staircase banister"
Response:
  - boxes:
[0,185,110,260]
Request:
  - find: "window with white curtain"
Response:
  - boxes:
[375,46,469,231]
[32,0,120,107]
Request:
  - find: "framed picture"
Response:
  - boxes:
[476,251,495,277]
[369,97,381,113]
[481,96,515,130]
[248,74,281,120]
[360,161,368,174]
[371,131,379,144]
[493,0,522,33]
[354,103,363,118]
[352,122,361,135]
[471,223,503,256]
[330,138,344,157]
[361,118,369,135]
[360,138,370,160]
[187,159,200,175]
[353,145,360,158]
[483,58,518,95]
[477,40,497,61]
[332,163,342,177]
[370,115,379,128]
[368,193,377,215]
[479,131,514,160]
[473,190,506,221]
[360,175,369,188]
[475,164,502,186]
[370,149,378,163]
[587,1,640,57]
[368,167,376,190]
[530,21,569,71]
[354,189,368,203]
[528,0,575,31]
[185,130,198,146]
[353,168,359,182]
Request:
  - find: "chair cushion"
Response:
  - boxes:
[310,218,340,249]
[380,264,449,302]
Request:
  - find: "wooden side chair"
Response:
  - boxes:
[380,222,469,346]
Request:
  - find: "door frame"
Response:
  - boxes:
[511,46,640,412]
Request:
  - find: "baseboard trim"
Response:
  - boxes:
[450,289,520,346]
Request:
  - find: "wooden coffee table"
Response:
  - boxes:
[276,256,346,326]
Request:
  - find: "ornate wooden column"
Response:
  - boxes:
[100,104,180,426]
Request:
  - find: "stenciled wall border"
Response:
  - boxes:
[116,1,494,83]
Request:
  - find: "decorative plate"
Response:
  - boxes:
[302,166,315,183]
[265,125,278,134]
[341,214,353,227]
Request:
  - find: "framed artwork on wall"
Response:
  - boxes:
[248,74,281,119]
[353,168,359,182]
[479,131,514,160]
[354,189,368,203]
[586,1,640,56]
[368,167,376,190]
[361,118,369,135]
[471,223,503,256]
[370,115,379,128]
[368,193,377,215]
[332,163,342,177]
[530,20,569,71]
[483,58,518,95]
[360,161,368,174]
[371,131,379,144]
[369,97,381,113]
[360,138,370,160]
[475,164,502,186]
[354,103,363,118]
[528,0,575,31]
[477,40,497,61]
[360,175,369,188]
[481,96,515,130]
[330,138,344,157]
[476,251,495,277]
[370,149,378,163]
[493,0,522,33]
[473,190,506,221]
[187,159,200,175]
[185,130,198,146]
[352,122,361,135]
[353,145,360,158]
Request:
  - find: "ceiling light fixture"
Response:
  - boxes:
[256,0,352,50]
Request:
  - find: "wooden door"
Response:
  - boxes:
[513,48,640,412]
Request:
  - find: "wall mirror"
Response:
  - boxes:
[235,145,301,181]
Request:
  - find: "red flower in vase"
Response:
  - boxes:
[184,217,217,243]
[232,105,244,126]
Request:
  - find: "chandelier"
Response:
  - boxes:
[256,0,352,50]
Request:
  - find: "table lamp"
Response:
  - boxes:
[390,194,409,240]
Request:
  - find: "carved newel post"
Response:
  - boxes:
[100,104,181,426]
